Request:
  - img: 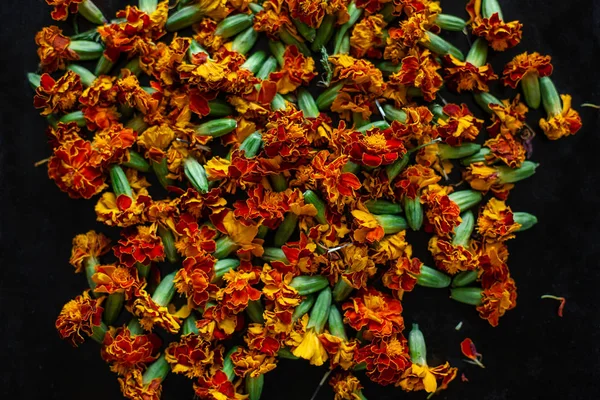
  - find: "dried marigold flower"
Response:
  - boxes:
[398,362,458,394]
[356,335,411,385]
[443,54,498,93]
[231,347,277,378]
[428,236,478,275]
[343,288,404,339]
[477,198,521,242]
[101,326,161,375]
[69,230,111,273]
[113,224,165,268]
[33,71,82,116]
[268,45,317,94]
[396,47,443,102]
[329,372,365,400]
[477,276,518,327]
[165,334,223,379]
[118,366,163,400]
[350,13,387,58]
[502,52,553,89]
[55,290,104,347]
[539,94,583,140]
[35,26,79,72]
[436,103,483,146]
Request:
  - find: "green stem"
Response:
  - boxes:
[152,271,177,307]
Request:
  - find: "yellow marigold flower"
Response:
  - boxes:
[137,124,177,163]
[539,94,583,140]
[350,14,387,58]
[330,372,364,400]
[231,347,278,378]
[398,362,458,394]
[130,290,181,334]
[292,328,328,366]
[351,209,384,243]
[69,231,111,273]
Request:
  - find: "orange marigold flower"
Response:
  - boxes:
[174,213,218,257]
[292,327,329,366]
[101,326,161,375]
[165,334,223,379]
[231,347,278,378]
[233,184,289,229]
[477,198,520,242]
[443,54,498,93]
[253,0,293,39]
[331,91,374,120]
[98,2,169,62]
[91,123,137,166]
[421,187,461,237]
[428,236,478,275]
[486,95,529,136]
[346,126,407,167]
[116,71,159,115]
[351,209,384,244]
[46,0,84,21]
[35,26,79,73]
[311,150,362,207]
[502,52,553,88]
[388,10,432,49]
[130,289,181,334]
[484,132,526,168]
[356,0,389,14]
[48,138,107,199]
[329,372,364,400]
[69,230,111,273]
[398,362,458,394]
[193,18,224,52]
[280,232,323,274]
[477,276,518,327]
[325,244,377,290]
[79,75,120,131]
[46,121,82,149]
[539,94,583,140]
[210,209,264,259]
[287,0,349,28]
[93,265,143,299]
[382,256,423,298]
[55,290,104,347]
[472,13,522,52]
[137,123,177,163]
[269,45,317,94]
[118,367,163,400]
[436,103,483,146]
[33,71,82,116]
[396,164,440,199]
[216,266,262,315]
[350,14,387,58]
[396,47,443,102]
[205,151,263,195]
[141,36,191,85]
[320,334,359,370]
[371,231,411,264]
[195,370,245,400]
[475,240,510,288]
[463,162,514,199]
[245,323,281,355]
[343,288,404,339]
[95,185,153,228]
[330,55,385,96]
[356,335,411,385]
[174,253,218,308]
[113,224,165,268]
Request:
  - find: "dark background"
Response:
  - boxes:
[1,0,599,399]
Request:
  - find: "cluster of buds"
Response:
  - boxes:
[31,0,583,399]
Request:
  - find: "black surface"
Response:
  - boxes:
[1,0,599,399]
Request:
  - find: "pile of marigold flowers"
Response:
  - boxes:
[29,0,582,399]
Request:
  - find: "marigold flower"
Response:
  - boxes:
[113,224,165,268]
[210,209,264,259]
[118,367,163,400]
[69,230,111,273]
[79,75,120,130]
[463,162,514,199]
[396,164,440,199]
[351,209,384,244]
[130,290,181,334]
[33,71,82,116]
[487,95,529,136]
[95,186,153,228]
[502,52,553,88]
[35,26,79,72]
[477,198,520,242]
[231,347,277,378]
[319,335,359,370]
[484,132,526,168]
[435,104,481,145]
[350,14,387,58]
[326,244,377,290]
[216,267,262,315]
[292,327,329,366]
[472,13,522,52]
[279,232,323,275]
[194,370,244,400]
[398,362,457,394]
[356,335,411,385]
[311,150,362,209]
[253,0,294,39]
[330,55,385,96]
[329,372,364,400]
[116,71,159,115]
[244,323,281,355]
[372,231,412,265]
[421,188,461,238]
[205,151,263,195]
[174,213,218,257]
[46,121,82,149]
[46,0,84,21]
[396,47,443,101]
[428,236,478,275]
[93,265,143,299]
[233,185,290,229]
[477,276,518,327]
[101,327,161,375]
[443,54,498,93]
[475,240,510,288]
[91,123,137,166]
[55,290,104,347]
[174,253,218,308]
[165,334,223,378]
[382,256,422,298]
[268,45,317,94]
[343,288,404,339]
[48,138,107,199]
[346,127,407,167]
[539,94,583,140]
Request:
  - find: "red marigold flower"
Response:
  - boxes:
[355,0,386,14]
[443,54,498,93]
[118,367,163,400]
[463,162,514,200]
[346,126,407,167]
[396,48,443,102]
[93,265,143,299]
[472,13,522,52]
[46,0,84,21]
[428,236,478,275]
[356,335,411,385]
[79,75,120,131]
[382,256,422,298]
[231,347,278,378]
[194,370,240,400]
[95,183,153,228]
[130,290,181,334]
[55,290,104,347]
[233,184,290,229]
[396,165,440,199]
[287,0,349,28]
[330,55,385,96]
[343,288,405,339]
[116,71,159,115]
[91,123,137,166]
[48,138,107,199]
[279,232,324,275]
[502,52,553,88]
[324,244,377,290]
[165,334,224,379]
[486,94,529,136]
[174,252,218,309]
[113,224,165,268]
[421,187,462,237]
[35,26,79,73]
[477,198,520,242]
[398,362,458,394]
[193,18,224,52]
[311,150,362,208]
[46,121,82,149]
[69,230,111,273]
[175,213,218,257]
[269,45,317,94]
[141,36,191,85]
[245,323,281,356]
[477,276,517,327]
[436,103,483,146]
[474,240,510,288]
[205,151,263,195]
[101,326,161,375]
[388,10,433,49]
[484,132,526,168]
[33,71,82,116]
[217,265,262,315]
[351,209,385,244]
